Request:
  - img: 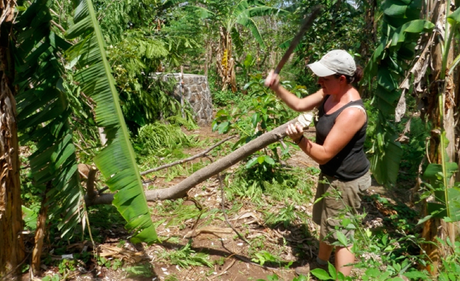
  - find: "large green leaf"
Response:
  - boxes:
[370,136,403,185]
[423,163,458,180]
[447,7,460,25]
[65,0,157,244]
[15,0,85,240]
[233,1,286,49]
[447,187,460,222]
[390,19,434,48]
[374,85,401,116]
[383,1,407,18]
[365,0,431,188]
[377,68,399,91]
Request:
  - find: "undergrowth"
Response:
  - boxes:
[32,75,459,281]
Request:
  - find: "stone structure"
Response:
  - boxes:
[156,73,213,126]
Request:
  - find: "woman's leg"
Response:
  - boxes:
[318,241,333,262]
[335,245,355,276]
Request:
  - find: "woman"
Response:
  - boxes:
[264,49,371,277]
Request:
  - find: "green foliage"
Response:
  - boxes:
[283,0,365,88]
[160,18,203,69]
[419,157,460,223]
[310,262,351,281]
[15,0,85,240]
[236,53,258,83]
[251,250,291,268]
[397,117,430,181]
[134,122,199,156]
[415,99,460,223]
[437,239,460,281]
[264,203,297,228]
[190,0,286,90]
[108,33,197,133]
[97,256,123,270]
[363,0,434,186]
[41,274,61,281]
[124,263,155,278]
[225,161,315,205]
[156,198,203,228]
[212,89,243,107]
[225,179,263,203]
[21,205,39,231]
[191,0,285,48]
[158,242,213,268]
[94,0,164,43]
[61,77,101,163]
[212,75,310,188]
[58,258,77,276]
[263,167,318,202]
[65,0,157,244]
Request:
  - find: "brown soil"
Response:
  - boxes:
[30,125,413,281]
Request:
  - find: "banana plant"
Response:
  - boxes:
[421,3,460,225]
[15,0,84,242]
[363,0,434,186]
[65,0,157,244]
[14,0,88,273]
[366,0,460,274]
[190,0,285,91]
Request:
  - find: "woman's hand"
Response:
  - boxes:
[286,123,304,144]
[264,70,280,90]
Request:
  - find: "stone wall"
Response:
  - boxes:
[157,73,213,126]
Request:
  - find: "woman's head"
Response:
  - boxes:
[307,50,361,84]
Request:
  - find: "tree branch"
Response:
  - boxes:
[144,118,296,201]
[85,167,99,204]
[140,135,236,176]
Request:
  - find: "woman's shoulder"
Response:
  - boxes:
[339,101,367,122]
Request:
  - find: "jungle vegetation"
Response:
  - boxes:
[0,0,460,280]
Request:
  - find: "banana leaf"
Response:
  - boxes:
[15,0,84,239]
[65,0,157,244]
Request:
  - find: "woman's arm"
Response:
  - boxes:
[265,70,324,112]
[287,107,366,164]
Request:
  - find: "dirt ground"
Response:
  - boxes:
[29,125,411,281]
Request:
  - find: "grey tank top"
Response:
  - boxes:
[315,95,370,181]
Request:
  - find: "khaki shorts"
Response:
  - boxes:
[312,171,371,246]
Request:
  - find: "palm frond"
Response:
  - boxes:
[235,16,265,48]
[15,0,84,239]
[232,0,286,48]
[66,0,157,244]
[186,5,216,19]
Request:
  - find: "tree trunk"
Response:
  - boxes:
[0,1,25,278]
[420,0,457,275]
[216,27,237,92]
[31,187,49,276]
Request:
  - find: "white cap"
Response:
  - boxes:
[307,50,356,77]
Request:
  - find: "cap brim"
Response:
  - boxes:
[307,62,336,77]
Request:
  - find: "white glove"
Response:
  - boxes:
[297,111,314,129]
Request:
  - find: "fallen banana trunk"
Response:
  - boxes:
[90,113,314,203]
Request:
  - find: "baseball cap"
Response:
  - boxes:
[307,50,356,77]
